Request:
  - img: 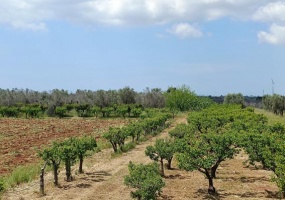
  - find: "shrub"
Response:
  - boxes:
[124,162,165,200]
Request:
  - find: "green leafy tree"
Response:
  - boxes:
[71,136,97,173]
[124,162,165,200]
[59,140,77,182]
[116,104,129,118]
[241,125,285,195]
[0,106,19,117]
[177,132,238,194]
[91,106,101,118]
[145,139,176,176]
[39,142,62,186]
[55,106,68,118]
[21,104,42,118]
[75,104,91,117]
[118,86,136,105]
[164,85,202,117]
[169,123,194,139]
[129,122,143,142]
[224,93,245,107]
[101,107,114,118]
[131,107,143,118]
[65,104,76,113]
[103,127,127,152]
[263,94,285,116]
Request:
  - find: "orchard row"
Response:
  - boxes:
[125,104,285,199]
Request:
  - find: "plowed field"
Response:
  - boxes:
[0,117,128,175]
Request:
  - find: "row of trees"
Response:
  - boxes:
[0,86,213,119]
[263,94,285,116]
[0,104,47,118]
[40,136,97,186]
[103,113,171,153]
[39,110,171,190]
[0,103,156,119]
[125,104,285,199]
[171,104,285,196]
[0,87,165,108]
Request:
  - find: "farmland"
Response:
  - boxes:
[1,89,285,199]
[0,117,129,175]
[1,113,280,200]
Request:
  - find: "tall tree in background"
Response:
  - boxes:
[164,85,200,117]
[224,93,245,107]
[118,86,136,104]
[142,87,165,108]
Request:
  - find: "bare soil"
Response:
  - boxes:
[2,115,280,200]
[0,117,128,175]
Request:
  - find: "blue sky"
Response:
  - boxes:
[1,1,285,96]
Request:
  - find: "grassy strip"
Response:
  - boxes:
[0,163,43,196]
[255,108,285,125]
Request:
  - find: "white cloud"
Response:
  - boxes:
[258,24,285,45]
[169,23,203,38]
[253,1,285,45]
[253,1,285,23]
[0,0,279,28]
[0,0,284,46]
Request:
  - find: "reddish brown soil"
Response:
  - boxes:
[0,117,129,175]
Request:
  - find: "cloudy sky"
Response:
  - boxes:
[1,0,285,95]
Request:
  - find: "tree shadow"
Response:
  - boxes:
[76,183,92,188]
[218,191,269,199]
[58,171,112,191]
[264,189,284,199]
[79,171,112,182]
[216,175,270,183]
[158,194,174,200]
[195,188,220,200]
[164,174,184,179]
[194,188,271,200]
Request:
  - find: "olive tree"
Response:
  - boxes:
[224,93,245,107]
[118,86,136,105]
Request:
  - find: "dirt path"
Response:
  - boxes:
[2,114,279,200]
[2,115,187,200]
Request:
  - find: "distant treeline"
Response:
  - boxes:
[0,87,165,108]
[0,88,263,107]
[0,87,266,115]
[0,86,215,118]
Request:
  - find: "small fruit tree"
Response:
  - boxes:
[145,138,176,176]
[177,132,238,194]
[39,142,62,186]
[71,136,97,173]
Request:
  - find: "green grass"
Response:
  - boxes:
[2,163,42,190]
[255,108,285,125]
